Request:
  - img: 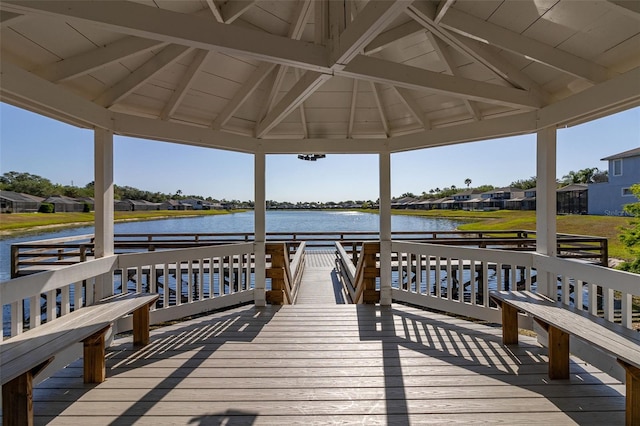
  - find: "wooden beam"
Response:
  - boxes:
[0,10,26,26]
[34,36,166,83]
[390,111,537,152]
[212,61,277,130]
[0,59,113,129]
[364,20,424,55]
[2,0,330,72]
[94,44,191,108]
[340,55,542,109]
[256,71,331,138]
[440,8,613,83]
[112,112,258,153]
[370,82,390,136]
[161,49,209,121]
[332,0,414,66]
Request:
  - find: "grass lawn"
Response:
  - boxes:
[0,210,241,234]
[366,209,634,261]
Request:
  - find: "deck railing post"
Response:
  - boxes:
[254,149,266,306]
[94,128,114,301]
[379,149,392,306]
[536,127,557,299]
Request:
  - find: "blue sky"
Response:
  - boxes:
[1,102,638,202]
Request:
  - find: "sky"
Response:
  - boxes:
[1,102,638,203]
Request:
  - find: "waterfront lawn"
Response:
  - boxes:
[381,209,633,261]
[0,210,239,233]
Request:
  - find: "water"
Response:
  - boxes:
[0,210,461,281]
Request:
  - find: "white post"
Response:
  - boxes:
[254,148,266,306]
[379,148,392,306]
[94,128,114,301]
[536,127,557,298]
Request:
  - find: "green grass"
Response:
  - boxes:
[0,210,242,234]
[359,208,634,261]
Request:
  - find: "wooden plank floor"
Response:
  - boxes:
[31,304,625,425]
[295,250,347,304]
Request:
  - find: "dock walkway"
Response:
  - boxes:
[295,250,347,304]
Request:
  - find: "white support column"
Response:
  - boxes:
[379,148,392,305]
[536,126,557,298]
[254,148,266,306]
[94,128,114,301]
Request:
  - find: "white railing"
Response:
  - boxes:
[0,243,255,341]
[391,241,639,329]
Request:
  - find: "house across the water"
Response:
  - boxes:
[588,147,640,216]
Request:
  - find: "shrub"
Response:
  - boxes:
[618,184,640,273]
[83,202,91,213]
[39,203,54,213]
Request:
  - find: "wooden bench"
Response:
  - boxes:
[490,290,640,425]
[1,292,159,426]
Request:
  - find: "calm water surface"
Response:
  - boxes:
[0,210,462,281]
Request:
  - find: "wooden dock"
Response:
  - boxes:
[31,303,624,424]
[295,250,347,304]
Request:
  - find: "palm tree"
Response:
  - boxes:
[464,178,472,188]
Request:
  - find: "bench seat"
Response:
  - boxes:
[1,292,159,426]
[490,290,640,425]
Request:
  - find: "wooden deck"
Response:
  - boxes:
[31,303,625,425]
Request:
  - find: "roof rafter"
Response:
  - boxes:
[393,87,426,127]
[256,71,331,138]
[1,0,330,72]
[204,0,224,23]
[348,79,359,138]
[221,0,257,24]
[0,10,26,26]
[94,44,191,108]
[212,61,277,130]
[370,82,390,136]
[426,32,481,121]
[161,49,209,121]
[434,0,455,24]
[293,68,309,138]
[364,20,424,55]
[339,55,543,109]
[440,7,613,83]
[34,36,166,82]
[406,2,547,99]
[331,0,414,66]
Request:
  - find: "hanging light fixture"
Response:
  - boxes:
[297,154,326,161]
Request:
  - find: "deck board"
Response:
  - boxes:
[31,304,625,425]
[295,250,346,304]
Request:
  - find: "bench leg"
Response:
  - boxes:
[501,303,519,345]
[2,359,52,426]
[618,360,640,426]
[133,303,151,346]
[548,325,569,379]
[83,326,109,383]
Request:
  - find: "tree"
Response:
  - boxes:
[401,192,416,198]
[0,171,56,197]
[561,167,602,185]
[464,178,472,188]
[510,177,537,190]
[619,184,640,273]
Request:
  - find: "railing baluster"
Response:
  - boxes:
[621,292,632,329]
[187,260,194,304]
[60,285,70,316]
[575,280,584,311]
[30,295,40,329]
[10,301,23,337]
[604,287,614,322]
[46,290,56,322]
[74,281,83,310]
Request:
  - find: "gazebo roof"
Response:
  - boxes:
[1,0,639,154]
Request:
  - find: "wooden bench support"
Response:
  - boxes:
[133,302,153,346]
[2,359,52,426]
[619,360,640,426]
[83,325,110,383]
[547,324,570,379]
[500,302,519,345]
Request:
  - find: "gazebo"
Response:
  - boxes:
[1,0,640,423]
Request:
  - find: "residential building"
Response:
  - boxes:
[588,147,640,215]
[0,191,43,213]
